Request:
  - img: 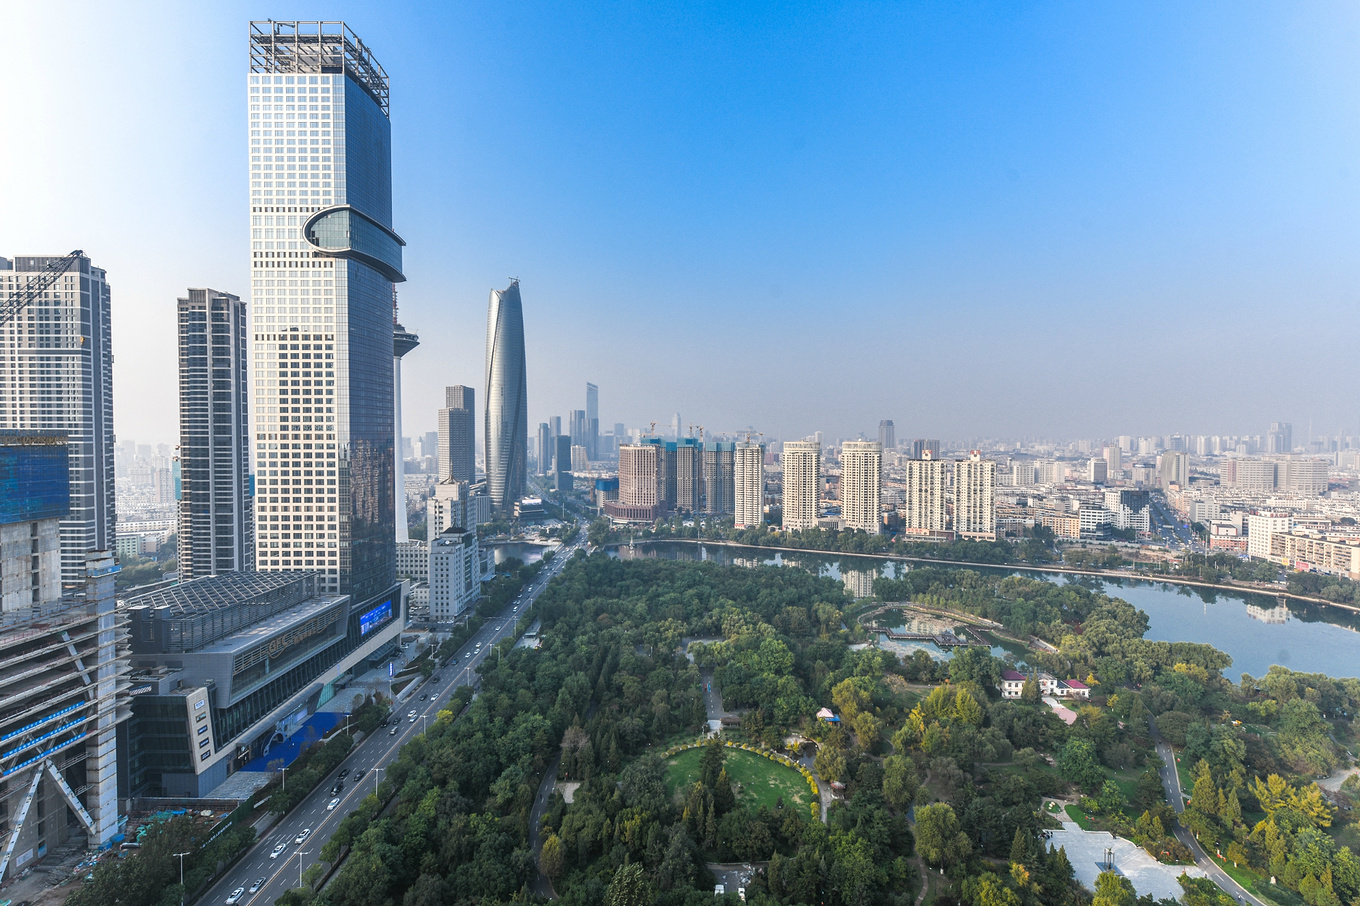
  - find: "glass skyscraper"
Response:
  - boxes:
[247,21,400,621]
[484,280,527,511]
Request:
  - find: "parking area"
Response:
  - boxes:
[1047,821,1205,902]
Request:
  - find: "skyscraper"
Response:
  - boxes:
[438,385,475,483]
[248,21,402,617]
[536,422,552,476]
[0,254,115,586]
[840,441,881,533]
[878,420,895,453]
[781,440,821,531]
[585,382,599,460]
[177,288,254,577]
[703,442,735,515]
[1268,422,1293,455]
[954,452,997,540]
[903,451,948,533]
[485,280,528,512]
[671,412,681,440]
[733,442,764,528]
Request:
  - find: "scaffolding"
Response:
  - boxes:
[0,553,130,881]
[249,20,389,115]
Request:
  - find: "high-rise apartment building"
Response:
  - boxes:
[604,443,664,521]
[903,451,948,533]
[954,452,996,540]
[1103,444,1122,475]
[675,438,703,513]
[878,420,895,453]
[781,440,821,531]
[438,385,475,483]
[247,22,403,625]
[176,288,254,578]
[585,382,599,460]
[0,254,115,586]
[703,442,735,515]
[733,442,764,528]
[485,280,528,511]
[840,441,881,533]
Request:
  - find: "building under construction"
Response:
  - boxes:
[0,432,129,880]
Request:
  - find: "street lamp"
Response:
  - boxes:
[297,850,310,888]
[280,766,287,790]
[174,851,190,904]
[374,766,385,794]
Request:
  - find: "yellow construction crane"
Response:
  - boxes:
[688,423,705,443]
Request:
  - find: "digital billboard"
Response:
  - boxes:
[359,600,393,636]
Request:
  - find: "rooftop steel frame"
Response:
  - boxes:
[249,20,389,115]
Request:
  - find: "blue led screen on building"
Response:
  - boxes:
[0,435,70,523]
[359,600,393,636]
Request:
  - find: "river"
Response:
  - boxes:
[607,541,1360,679]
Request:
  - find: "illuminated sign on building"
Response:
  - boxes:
[360,600,393,636]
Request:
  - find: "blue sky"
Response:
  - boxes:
[3,1,1359,445]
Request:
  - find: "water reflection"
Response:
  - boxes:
[606,541,1360,679]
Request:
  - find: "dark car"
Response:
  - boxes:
[337,768,349,780]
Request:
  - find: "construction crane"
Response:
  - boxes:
[0,250,83,329]
[742,431,764,445]
[648,420,658,436]
[688,424,705,443]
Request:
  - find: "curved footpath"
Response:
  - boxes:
[621,539,1358,616]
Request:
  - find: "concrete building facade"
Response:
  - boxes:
[781,441,821,531]
[839,441,881,533]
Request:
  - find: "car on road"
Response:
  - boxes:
[226,887,246,904]
[270,843,287,859]
[432,675,440,682]
[337,768,349,780]
[327,797,340,811]
[390,726,398,735]
[294,828,312,845]
[419,693,427,701]
[331,782,342,795]
[354,769,366,781]
[409,713,417,722]
[250,878,265,894]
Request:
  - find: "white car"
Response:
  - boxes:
[226,888,245,904]
[327,797,340,811]
[294,828,312,845]
[270,842,287,859]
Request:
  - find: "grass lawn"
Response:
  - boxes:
[1217,861,1284,906]
[665,747,812,813]
[1064,804,1094,829]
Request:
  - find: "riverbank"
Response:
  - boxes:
[610,538,1360,616]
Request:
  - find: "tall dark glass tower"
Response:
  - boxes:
[177,288,254,577]
[248,22,401,629]
[484,280,527,511]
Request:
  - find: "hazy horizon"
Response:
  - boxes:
[4,1,1359,448]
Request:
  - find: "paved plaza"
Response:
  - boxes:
[1047,821,1206,902]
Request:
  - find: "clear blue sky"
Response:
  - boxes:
[4,1,1359,445]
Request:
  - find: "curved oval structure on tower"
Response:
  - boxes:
[484,280,527,512]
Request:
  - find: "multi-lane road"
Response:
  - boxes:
[202,535,582,906]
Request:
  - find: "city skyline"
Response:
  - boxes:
[5,3,1360,444]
